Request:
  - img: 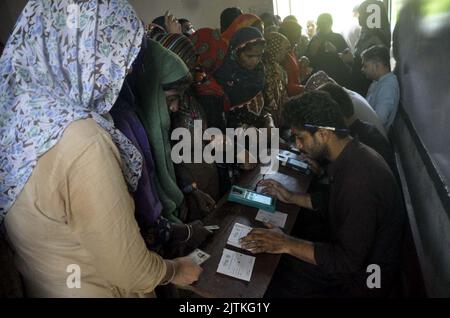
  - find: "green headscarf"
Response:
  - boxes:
[136,39,189,223]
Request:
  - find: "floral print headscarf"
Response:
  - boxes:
[0,0,145,220]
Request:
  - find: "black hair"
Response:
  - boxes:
[152,16,166,29]
[318,83,354,117]
[361,45,390,69]
[220,7,243,33]
[282,91,348,137]
[283,15,298,23]
[279,21,302,44]
[178,18,190,25]
[260,12,275,27]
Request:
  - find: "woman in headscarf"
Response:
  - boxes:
[221,13,264,44]
[153,33,198,69]
[195,27,269,190]
[191,13,263,74]
[153,33,220,221]
[263,32,291,127]
[0,0,201,297]
[132,38,191,224]
[197,27,269,130]
[110,37,211,256]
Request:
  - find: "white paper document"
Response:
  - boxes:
[188,248,211,265]
[255,209,288,228]
[216,248,255,282]
[227,223,253,249]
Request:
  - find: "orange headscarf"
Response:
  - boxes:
[221,13,262,44]
[190,28,227,73]
[191,13,263,74]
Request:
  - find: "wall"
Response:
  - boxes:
[129,0,273,28]
[0,0,274,44]
[392,110,450,297]
[392,0,450,297]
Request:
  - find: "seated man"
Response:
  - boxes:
[305,70,387,138]
[318,82,396,173]
[241,91,404,297]
[362,45,400,131]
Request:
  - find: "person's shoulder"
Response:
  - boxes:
[378,73,400,93]
[353,140,392,173]
[346,88,370,105]
[382,72,399,84]
[310,34,321,42]
[58,118,114,156]
[64,117,105,137]
[357,121,388,143]
[388,73,400,86]
[332,32,346,39]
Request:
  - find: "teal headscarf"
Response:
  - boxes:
[136,39,189,223]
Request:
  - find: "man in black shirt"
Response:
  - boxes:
[241,91,405,297]
[306,14,352,87]
[318,82,396,173]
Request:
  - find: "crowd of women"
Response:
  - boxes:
[0,0,393,297]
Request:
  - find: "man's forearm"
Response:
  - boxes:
[285,236,317,265]
[291,193,313,210]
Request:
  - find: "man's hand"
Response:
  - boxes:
[170,257,203,286]
[339,49,354,64]
[301,155,323,175]
[192,189,216,214]
[240,223,290,254]
[259,179,293,203]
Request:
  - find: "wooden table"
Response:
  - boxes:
[190,152,312,298]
